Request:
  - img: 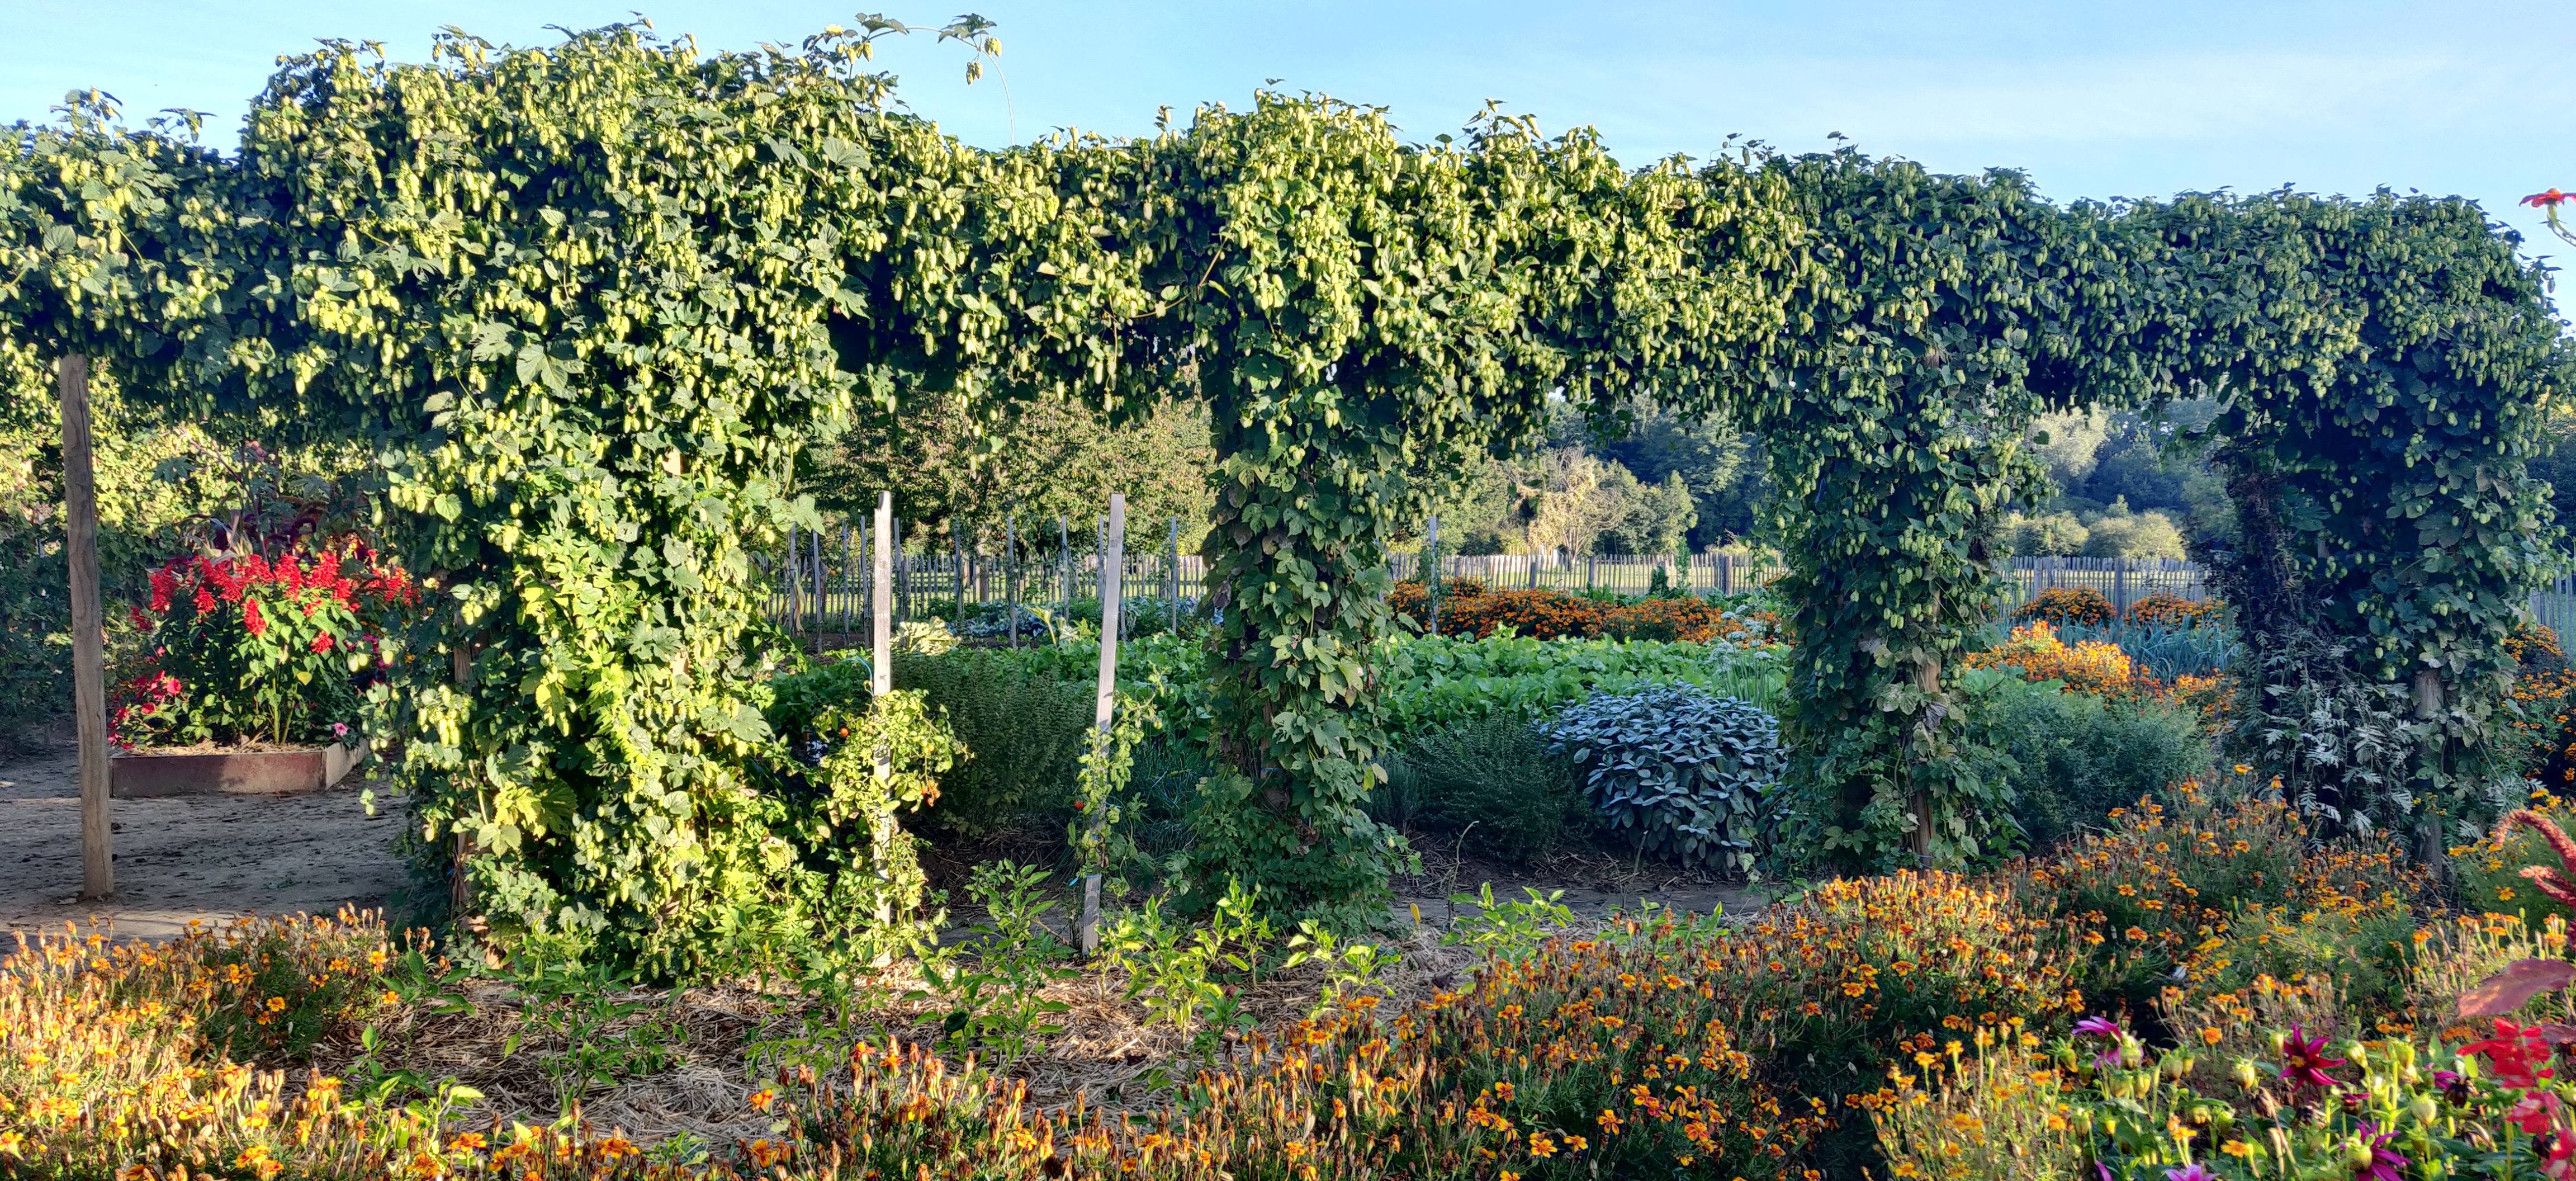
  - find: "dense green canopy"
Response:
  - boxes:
[5,20,2566,963]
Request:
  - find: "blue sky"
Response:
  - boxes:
[7,1,2570,294]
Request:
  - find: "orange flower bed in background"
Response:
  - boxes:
[1390,580,1783,646]
[2011,587,2114,626]
[1438,588,1608,639]
[1964,620,2153,698]
[2125,593,2224,627]
[1599,596,1782,645]
[1386,577,1490,624]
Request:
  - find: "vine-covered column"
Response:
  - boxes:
[1716,153,2157,872]
[2139,191,2570,845]
[236,25,1150,970]
[1113,98,1787,924]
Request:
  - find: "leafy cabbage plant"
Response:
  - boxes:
[1541,683,1782,877]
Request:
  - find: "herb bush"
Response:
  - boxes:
[1380,634,1784,743]
[1985,676,2213,846]
[1540,683,1783,876]
[1391,714,1583,862]
[892,651,1093,837]
[764,651,1094,838]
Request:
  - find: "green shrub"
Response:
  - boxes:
[764,658,873,743]
[1377,634,1783,743]
[894,651,1095,837]
[763,650,1096,838]
[1540,683,1782,876]
[1986,678,2212,847]
[1391,715,1583,862]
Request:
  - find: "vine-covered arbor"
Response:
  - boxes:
[4,20,2567,966]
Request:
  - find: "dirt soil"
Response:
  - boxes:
[0,742,411,942]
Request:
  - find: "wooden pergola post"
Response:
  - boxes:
[59,355,112,900]
[1079,493,1125,955]
[871,492,896,927]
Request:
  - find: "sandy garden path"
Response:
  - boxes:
[0,745,411,941]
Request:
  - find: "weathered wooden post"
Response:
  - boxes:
[60,355,111,901]
[812,526,828,651]
[1424,514,1442,637]
[871,492,896,927]
[1006,517,1020,648]
[785,526,802,640]
[1057,516,1072,623]
[1081,493,1126,955]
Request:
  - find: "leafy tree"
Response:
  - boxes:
[2133,190,2574,846]
[1703,153,2162,872]
[210,23,1158,968]
[811,391,1216,554]
[2080,506,2186,560]
[2030,407,2111,486]
[1102,100,1797,921]
[1590,402,1769,546]
[1597,468,1697,555]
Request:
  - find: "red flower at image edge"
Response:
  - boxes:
[2527,188,2572,208]
[2463,1019,2560,1090]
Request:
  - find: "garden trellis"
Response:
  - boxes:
[6,17,2568,956]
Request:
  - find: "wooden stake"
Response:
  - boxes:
[1083,493,1125,955]
[786,526,802,640]
[60,355,111,901]
[1166,516,1180,635]
[871,493,895,927]
[1424,514,1441,637]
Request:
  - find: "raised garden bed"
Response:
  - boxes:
[110,743,364,799]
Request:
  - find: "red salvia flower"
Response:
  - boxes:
[2462,1018,2557,1089]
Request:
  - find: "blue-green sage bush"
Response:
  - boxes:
[1540,684,1784,877]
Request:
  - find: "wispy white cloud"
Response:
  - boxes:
[1538,48,2549,154]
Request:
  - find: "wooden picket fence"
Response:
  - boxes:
[764,522,2576,649]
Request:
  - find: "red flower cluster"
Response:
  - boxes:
[146,546,418,620]
[115,539,418,749]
